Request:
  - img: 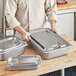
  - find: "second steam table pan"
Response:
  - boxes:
[29,28,71,59]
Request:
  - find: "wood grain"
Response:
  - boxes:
[0,35,76,76]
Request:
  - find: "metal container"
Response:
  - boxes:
[56,0,67,3]
[29,28,71,59]
[0,37,27,60]
[56,0,67,5]
[7,55,41,70]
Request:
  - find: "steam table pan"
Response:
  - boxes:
[0,37,27,60]
[29,28,71,59]
[7,55,41,70]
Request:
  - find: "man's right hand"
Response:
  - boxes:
[22,32,31,42]
[14,25,31,42]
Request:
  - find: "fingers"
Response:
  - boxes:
[27,33,31,41]
[56,29,59,35]
[54,29,59,35]
[51,28,59,35]
[22,33,31,42]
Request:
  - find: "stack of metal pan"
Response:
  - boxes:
[0,37,27,60]
[7,55,41,70]
[29,28,71,59]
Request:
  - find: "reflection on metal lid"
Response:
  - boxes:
[7,55,41,70]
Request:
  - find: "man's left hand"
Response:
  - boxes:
[50,20,59,34]
[51,27,59,34]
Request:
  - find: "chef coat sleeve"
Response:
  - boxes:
[5,0,20,29]
[45,0,57,22]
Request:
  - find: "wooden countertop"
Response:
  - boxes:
[0,35,76,76]
[57,0,76,10]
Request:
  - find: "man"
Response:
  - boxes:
[5,0,58,42]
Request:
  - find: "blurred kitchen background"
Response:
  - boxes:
[0,0,76,40]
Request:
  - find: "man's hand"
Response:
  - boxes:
[50,20,59,34]
[22,32,31,42]
[51,27,59,34]
[14,25,31,42]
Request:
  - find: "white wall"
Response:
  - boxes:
[0,0,3,26]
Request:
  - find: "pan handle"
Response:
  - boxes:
[30,35,45,49]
